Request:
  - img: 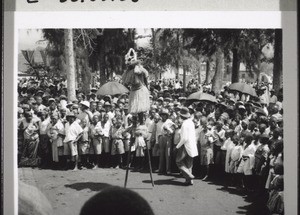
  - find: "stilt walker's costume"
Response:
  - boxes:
[122,49,150,115]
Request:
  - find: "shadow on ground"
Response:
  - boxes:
[65,182,112,191]
[196,172,271,215]
[214,185,270,215]
[142,178,187,186]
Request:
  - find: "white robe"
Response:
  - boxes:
[237,142,257,175]
[176,118,198,158]
[222,138,235,173]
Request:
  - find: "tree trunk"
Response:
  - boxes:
[175,32,181,80]
[98,48,107,86]
[64,29,76,102]
[211,46,224,95]
[197,58,202,84]
[205,59,210,84]
[175,61,179,80]
[197,66,201,85]
[273,29,282,94]
[183,65,187,92]
[255,59,261,85]
[82,50,91,95]
[151,29,159,82]
[231,48,240,83]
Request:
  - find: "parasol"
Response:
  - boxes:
[96,82,129,96]
[228,82,257,97]
[187,91,217,103]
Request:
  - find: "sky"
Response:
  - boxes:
[18,29,48,52]
[18,29,151,52]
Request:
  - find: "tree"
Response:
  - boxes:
[21,50,41,79]
[64,29,76,102]
[151,28,160,81]
[157,29,184,80]
[211,45,225,94]
[42,29,66,78]
[240,29,275,84]
[92,29,136,86]
[185,29,229,94]
[73,29,100,94]
[272,29,282,93]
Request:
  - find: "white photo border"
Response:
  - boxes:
[3,11,298,215]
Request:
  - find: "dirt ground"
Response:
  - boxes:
[19,167,259,215]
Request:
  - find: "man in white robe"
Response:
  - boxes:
[175,107,198,185]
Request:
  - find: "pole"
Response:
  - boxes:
[124,143,132,188]
[124,135,155,188]
[145,141,154,187]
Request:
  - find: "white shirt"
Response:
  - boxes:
[155,121,163,143]
[161,119,174,135]
[123,114,132,128]
[63,121,83,143]
[38,104,46,112]
[176,118,198,157]
[101,121,111,137]
[39,117,51,135]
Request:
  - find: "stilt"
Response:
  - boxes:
[145,142,154,187]
[124,138,154,188]
[124,145,132,188]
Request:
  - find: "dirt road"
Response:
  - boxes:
[19,168,254,215]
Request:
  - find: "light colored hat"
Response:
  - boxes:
[22,104,30,110]
[91,87,97,92]
[165,97,172,102]
[167,102,174,107]
[159,108,169,116]
[228,98,235,103]
[157,97,164,102]
[255,108,266,116]
[80,101,90,109]
[104,102,112,106]
[35,90,44,95]
[151,105,158,110]
[18,107,24,114]
[188,105,194,111]
[238,105,246,110]
[179,107,191,119]
[72,104,79,109]
[236,101,244,106]
[118,98,125,104]
[66,102,73,108]
[48,98,55,103]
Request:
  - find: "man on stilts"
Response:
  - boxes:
[122,48,154,187]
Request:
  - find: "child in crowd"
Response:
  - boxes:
[201,124,214,181]
[89,115,103,168]
[110,118,125,168]
[221,129,235,187]
[78,119,90,169]
[228,135,243,187]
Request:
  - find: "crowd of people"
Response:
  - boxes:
[17,76,284,214]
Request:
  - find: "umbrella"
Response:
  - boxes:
[229,83,257,97]
[96,82,129,96]
[187,91,218,103]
